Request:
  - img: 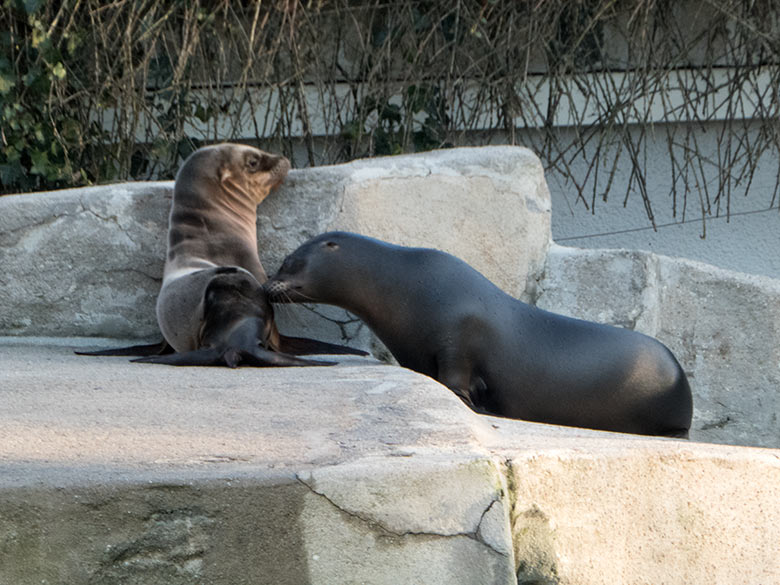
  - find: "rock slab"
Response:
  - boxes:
[0,146,551,343]
[1,340,779,585]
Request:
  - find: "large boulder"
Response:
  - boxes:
[0,146,551,343]
[0,182,171,338]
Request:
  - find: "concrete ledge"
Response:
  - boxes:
[1,340,778,585]
[538,244,780,448]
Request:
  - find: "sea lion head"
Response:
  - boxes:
[200,268,276,346]
[175,143,291,208]
[265,231,360,304]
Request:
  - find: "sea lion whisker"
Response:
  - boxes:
[291,289,319,303]
[270,296,297,319]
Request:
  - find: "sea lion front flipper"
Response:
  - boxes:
[131,347,224,367]
[75,339,174,357]
[276,334,368,357]
[240,346,336,368]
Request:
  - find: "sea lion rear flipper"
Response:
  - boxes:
[131,346,334,368]
[131,348,223,366]
[241,346,336,367]
[277,334,368,356]
[75,339,174,357]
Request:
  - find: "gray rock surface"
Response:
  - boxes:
[261,146,551,299]
[3,145,780,450]
[0,146,551,346]
[1,339,779,585]
[538,244,780,448]
[0,182,171,338]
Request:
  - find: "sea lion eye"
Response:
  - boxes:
[246,154,279,173]
[323,241,339,250]
[246,155,261,172]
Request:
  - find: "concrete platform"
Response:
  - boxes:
[1,339,779,585]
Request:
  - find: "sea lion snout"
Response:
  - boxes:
[263,278,296,302]
[268,156,291,190]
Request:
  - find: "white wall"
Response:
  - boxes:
[519,121,780,279]
[279,115,779,279]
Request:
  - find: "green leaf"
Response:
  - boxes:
[341,119,361,140]
[60,118,82,145]
[0,72,15,95]
[24,66,48,92]
[50,62,66,79]
[31,20,47,48]
[0,161,25,185]
[46,158,65,181]
[65,31,84,55]
[193,103,209,123]
[3,143,22,163]
[150,138,170,160]
[29,149,49,176]
[380,103,402,124]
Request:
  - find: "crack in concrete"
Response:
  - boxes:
[502,457,563,585]
[476,497,499,534]
[296,475,509,558]
[699,415,733,430]
[78,197,141,247]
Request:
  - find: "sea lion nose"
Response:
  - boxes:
[275,156,291,173]
[263,280,282,298]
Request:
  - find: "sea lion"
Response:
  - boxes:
[133,267,334,367]
[79,144,365,367]
[265,231,693,437]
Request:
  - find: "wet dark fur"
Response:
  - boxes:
[265,231,693,438]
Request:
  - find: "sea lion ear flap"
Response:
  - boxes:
[218,163,233,186]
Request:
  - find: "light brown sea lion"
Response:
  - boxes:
[79,144,365,367]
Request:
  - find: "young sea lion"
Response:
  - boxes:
[79,145,365,367]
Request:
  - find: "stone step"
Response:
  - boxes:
[1,339,778,585]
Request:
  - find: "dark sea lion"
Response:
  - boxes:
[79,144,365,366]
[133,267,335,367]
[265,231,693,437]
